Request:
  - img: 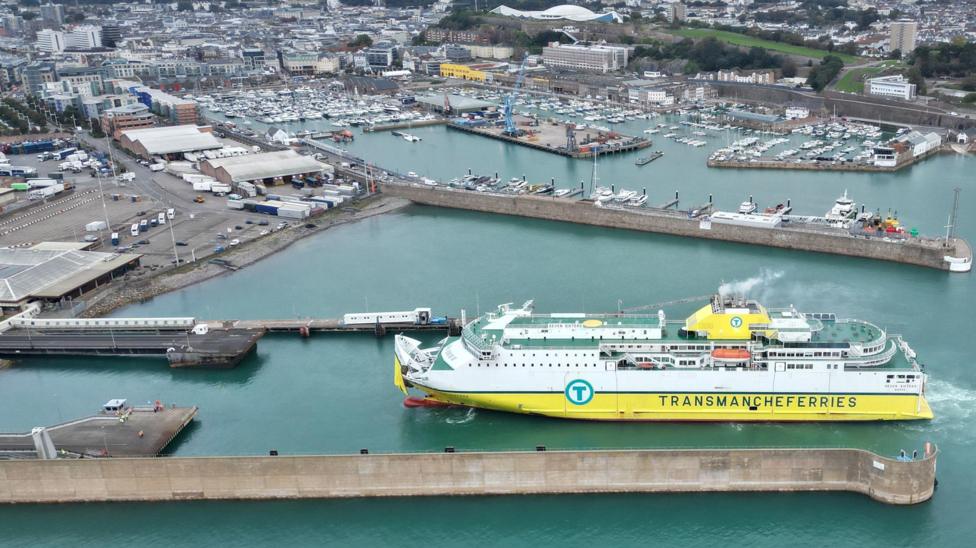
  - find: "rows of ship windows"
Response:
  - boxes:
[769,351,843,358]
[471,363,600,368]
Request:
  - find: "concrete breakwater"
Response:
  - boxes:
[381,183,970,272]
[0,447,937,505]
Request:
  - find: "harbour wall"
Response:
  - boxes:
[0,447,936,505]
[381,183,966,271]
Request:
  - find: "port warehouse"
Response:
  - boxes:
[118,125,223,160]
[199,149,331,187]
[0,243,141,311]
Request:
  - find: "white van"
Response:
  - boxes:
[158,212,166,225]
[166,208,175,220]
[130,223,139,237]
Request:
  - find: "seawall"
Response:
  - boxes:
[381,183,968,271]
[0,447,936,505]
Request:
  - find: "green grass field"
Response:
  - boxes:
[833,61,904,92]
[672,28,860,64]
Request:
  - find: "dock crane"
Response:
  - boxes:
[503,54,529,137]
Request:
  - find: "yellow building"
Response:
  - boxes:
[439,63,486,82]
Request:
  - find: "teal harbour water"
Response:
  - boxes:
[1,115,974,546]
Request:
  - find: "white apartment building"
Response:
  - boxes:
[65,26,103,49]
[866,74,917,100]
[36,29,65,54]
[542,43,628,73]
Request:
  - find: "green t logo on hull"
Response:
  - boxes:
[566,379,594,405]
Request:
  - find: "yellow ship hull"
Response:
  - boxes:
[413,386,933,421]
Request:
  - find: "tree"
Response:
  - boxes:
[806,55,844,91]
[886,48,902,60]
[906,66,927,95]
[347,34,373,48]
[20,11,37,20]
[781,59,797,78]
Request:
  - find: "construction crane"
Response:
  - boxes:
[503,54,529,137]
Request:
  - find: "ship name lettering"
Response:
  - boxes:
[658,394,859,408]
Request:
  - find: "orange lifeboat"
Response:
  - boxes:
[711,348,751,361]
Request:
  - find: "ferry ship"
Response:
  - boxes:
[394,296,932,422]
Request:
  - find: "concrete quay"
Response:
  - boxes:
[206,318,462,336]
[362,118,447,133]
[0,327,264,368]
[447,121,652,159]
[0,406,197,459]
[381,182,971,272]
[0,446,937,505]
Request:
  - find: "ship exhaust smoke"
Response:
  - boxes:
[718,269,785,298]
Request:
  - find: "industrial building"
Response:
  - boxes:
[439,63,489,82]
[199,150,330,186]
[119,125,222,159]
[0,243,141,310]
[416,93,493,114]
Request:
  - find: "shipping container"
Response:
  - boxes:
[210,183,232,193]
[149,163,165,172]
[46,172,64,180]
[26,178,57,189]
[10,182,28,191]
[226,200,245,210]
[192,181,212,192]
[254,204,279,215]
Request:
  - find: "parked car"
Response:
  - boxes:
[175,241,188,246]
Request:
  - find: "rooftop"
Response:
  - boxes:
[120,125,222,155]
[0,246,141,304]
[201,150,326,182]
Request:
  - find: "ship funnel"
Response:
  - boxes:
[658,309,666,325]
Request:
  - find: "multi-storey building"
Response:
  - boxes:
[866,74,917,100]
[890,20,917,55]
[542,43,628,73]
[65,25,103,49]
[36,29,65,54]
[101,103,155,139]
